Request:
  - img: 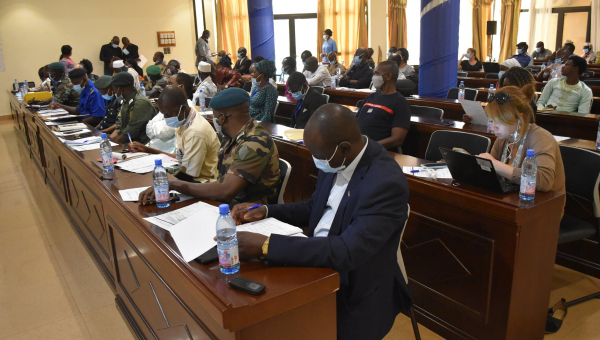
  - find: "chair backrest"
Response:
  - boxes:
[457,71,468,77]
[312,86,325,94]
[277,159,292,204]
[425,130,491,161]
[205,97,211,108]
[410,105,444,120]
[397,204,410,284]
[482,62,500,73]
[273,102,280,116]
[559,145,600,218]
[396,79,417,97]
[485,73,499,79]
[243,81,252,92]
[582,70,595,78]
[356,99,364,108]
[446,88,478,101]
[584,79,600,86]
[322,94,330,103]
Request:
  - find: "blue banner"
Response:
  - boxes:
[418,0,460,98]
[248,0,276,61]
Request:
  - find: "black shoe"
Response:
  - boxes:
[546,298,567,334]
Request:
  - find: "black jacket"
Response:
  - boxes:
[233,57,252,75]
[99,43,123,75]
[290,87,327,129]
[123,44,139,60]
[339,62,373,89]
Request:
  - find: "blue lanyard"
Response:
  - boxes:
[250,82,270,99]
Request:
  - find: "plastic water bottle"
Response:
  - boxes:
[20,86,25,99]
[99,133,115,180]
[458,81,465,100]
[541,62,546,70]
[23,80,28,95]
[139,84,146,97]
[487,84,495,102]
[342,61,345,67]
[549,68,558,81]
[198,89,206,111]
[14,79,18,92]
[16,86,23,100]
[336,65,341,76]
[596,121,600,150]
[153,159,171,208]
[216,204,240,274]
[331,75,336,90]
[519,149,537,201]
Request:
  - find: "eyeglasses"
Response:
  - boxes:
[488,92,510,104]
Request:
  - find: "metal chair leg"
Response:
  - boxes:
[565,291,600,308]
[409,306,421,340]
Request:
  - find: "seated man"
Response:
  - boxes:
[166,59,182,75]
[217,51,231,69]
[152,52,169,76]
[33,62,80,107]
[303,56,331,88]
[193,61,218,104]
[110,72,157,144]
[387,46,398,59]
[130,86,220,183]
[281,57,298,102]
[168,72,195,107]
[537,55,593,113]
[300,50,312,69]
[231,104,412,340]
[536,44,574,81]
[357,61,410,151]
[113,60,140,91]
[287,72,327,129]
[95,75,124,133]
[49,68,105,126]
[532,41,552,61]
[233,47,252,75]
[326,51,346,76]
[367,47,375,69]
[145,65,168,98]
[139,88,280,205]
[339,47,374,89]
[214,61,241,90]
[509,42,532,67]
[388,53,407,79]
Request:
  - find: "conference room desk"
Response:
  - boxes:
[458,77,600,97]
[7,93,340,340]
[465,71,487,78]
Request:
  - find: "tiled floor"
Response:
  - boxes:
[0,119,599,340]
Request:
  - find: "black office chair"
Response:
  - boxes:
[446,88,478,101]
[275,159,292,204]
[312,86,325,94]
[322,94,330,103]
[397,79,417,97]
[205,97,211,108]
[549,146,600,323]
[485,73,499,79]
[424,130,491,161]
[243,81,252,92]
[397,205,421,340]
[457,72,468,77]
[356,99,365,108]
[584,80,600,86]
[410,105,444,120]
[581,71,595,78]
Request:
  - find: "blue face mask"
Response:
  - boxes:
[312,144,346,173]
[115,88,124,101]
[237,53,243,58]
[498,71,505,78]
[466,53,472,59]
[164,105,185,128]
[102,94,114,100]
[517,49,523,55]
[73,80,85,93]
[353,54,363,64]
[251,77,258,86]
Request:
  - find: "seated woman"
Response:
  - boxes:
[537,55,593,113]
[477,85,565,198]
[249,60,278,123]
[458,48,482,71]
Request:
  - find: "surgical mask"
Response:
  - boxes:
[584,48,590,54]
[466,53,472,59]
[498,71,505,78]
[102,93,114,100]
[155,61,161,65]
[323,35,328,40]
[167,68,173,75]
[536,47,542,53]
[556,58,562,64]
[371,75,384,90]
[73,80,85,93]
[312,144,346,173]
[354,54,363,64]
[517,49,523,54]
[329,59,336,65]
[115,88,124,100]
[237,53,243,58]
[206,37,210,42]
[251,77,258,86]
[303,61,306,66]
[291,86,307,101]
[112,44,119,48]
[164,105,185,128]
[123,48,129,55]
[387,52,391,58]
[212,117,222,134]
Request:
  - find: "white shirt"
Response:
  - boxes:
[303,65,332,88]
[146,112,177,154]
[314,138,369,237]
[536,77,593,113]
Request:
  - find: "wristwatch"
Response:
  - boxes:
[224,85,229,89]
[262,236,270,257]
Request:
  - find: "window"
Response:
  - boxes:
[273,0,318,68]
[405,0,421,65]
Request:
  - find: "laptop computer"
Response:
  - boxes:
[440,147,519,194]
[482,62,500,73]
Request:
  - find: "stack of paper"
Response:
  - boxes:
[116,154,178,174]
[38,108,68,116]
[118,186,192,202]
[44,115,82,121]
[402,166,453,179]
[64,136,101,146]
[53,129,91,136]
[53,123,87,132]
[144,201,218,230]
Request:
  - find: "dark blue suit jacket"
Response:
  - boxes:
[267,140,412,340]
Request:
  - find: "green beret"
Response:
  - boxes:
[146,65,161,76]
[67,68,87,79]
[49,62,65,71]
[111,72,134,87]
[94,75,113,90]
[210,88,250,110]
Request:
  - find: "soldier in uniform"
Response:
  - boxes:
[145,65,169,98]
[138,87,281,205]
[32,62,80,107]
[49,68,105,126]
[94,75,124,133]
[110,72,157,144]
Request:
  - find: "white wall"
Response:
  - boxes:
[0,0,198,116]
[368,0,387,63]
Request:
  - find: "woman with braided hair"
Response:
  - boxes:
[249,60,279,123]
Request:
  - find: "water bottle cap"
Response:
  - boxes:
[101,133,107,138]
[526,149,535,157]
[155,158,162,166]
[460,81,464,84]
[200,89,203,93]
[219,204,229,215]
[490,84,494,88]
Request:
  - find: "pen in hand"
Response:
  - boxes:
[235,204,262,214]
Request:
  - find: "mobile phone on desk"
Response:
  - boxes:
[229,277,266,295]
[437,120,455,126]
[421,162,447,169]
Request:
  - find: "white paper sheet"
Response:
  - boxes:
[169,210,221,262]
[70,141,117,152]
[553,135,571,142]
[116,154,178,174]
[38,108,68,114]
[118,186,189,202]
[144,201,218,230]
[52,129,90,136]
[402,166,453,179]
[459,99,489,126]
[111,152,149,160]
[237,218,305,237]
[138,54,148,68]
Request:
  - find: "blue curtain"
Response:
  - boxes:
[418,0,460,98]
[247,0,276,61]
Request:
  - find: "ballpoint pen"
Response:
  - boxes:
[127,132,133,145]
[235,204,262,214]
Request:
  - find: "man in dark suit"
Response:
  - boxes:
[287,72,327,128]
[233,47,252,75]
[232,104,412,340]
[99,36,123,75]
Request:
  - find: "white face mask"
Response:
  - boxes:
[313,144,346,173]
[212,117,222,134]
[536,47,542,53]
[584,48,590,54]
[112,44,119,48]
[371,75,384,90]
[323,35,328,40]
[517,49,523,54]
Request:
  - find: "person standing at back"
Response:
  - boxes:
[357,61,411,151]
[59,45,76,75]
[320,29,337,64]
[100,36,123,75]
[122,37,139,60]
[303,56,331,88]
[196,30,216,67]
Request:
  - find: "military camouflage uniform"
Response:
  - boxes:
[144,76,169,97]
[52,75,80,107]
[115,91,157,144]
[218,119,281,204]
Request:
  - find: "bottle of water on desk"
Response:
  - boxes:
[139,84,146,97]
[519,149,537,201]
[549,68,558,81]
[458,81,465,100]
[198,90,206,111]
[99,133,115,180]
[153,159,171,208]
[14,79,19,92]
[23,80,28,96]
[216,204,240,274]
[331,74,336,90]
